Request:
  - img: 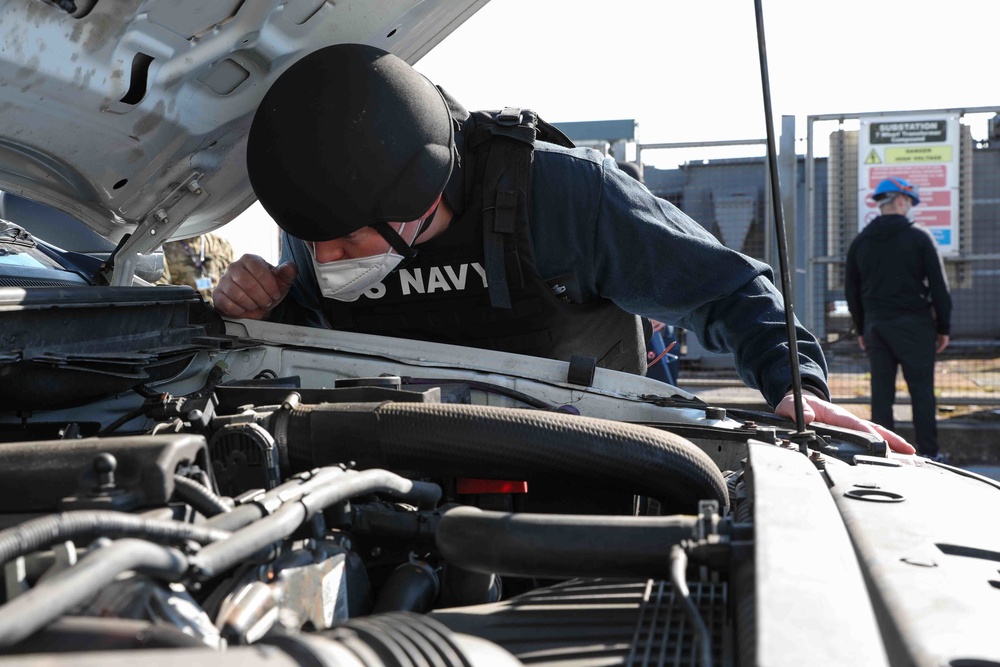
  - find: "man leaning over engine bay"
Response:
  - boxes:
[215,43,914,455]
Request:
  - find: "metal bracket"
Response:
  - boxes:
[696,499,721,541]
[104,173,210,286]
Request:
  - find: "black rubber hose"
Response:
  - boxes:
[203,504,264,532]
[0,539,188,648]
[191,469,441,579]
[172,474,231,517]
[193,500,305,579]
[7,616,206,653]
[372,561,440,614]
[202,466,354,532]
[0,511,229,566]
[671,544,714,667]
[284,401,728,512]
[436,506,698,578]
[301,469,441,514]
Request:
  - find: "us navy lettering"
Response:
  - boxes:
[361,262,489,299]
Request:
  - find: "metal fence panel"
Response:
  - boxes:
[807,108,1000,406]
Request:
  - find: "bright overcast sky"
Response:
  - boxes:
[415,0,995,166]
[225,0,995,261]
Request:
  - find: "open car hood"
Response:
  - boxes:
[0,0,487,253]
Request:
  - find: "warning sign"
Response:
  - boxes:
[868,165,947,188]
[930,229,952,246]
[857,114,960,257]
[913,210,952,227]
[885,145,953,164]
[870,120,947,144]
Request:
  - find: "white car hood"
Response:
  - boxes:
[0,0,487,254]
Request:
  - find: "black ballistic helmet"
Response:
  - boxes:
[247,43,455,242]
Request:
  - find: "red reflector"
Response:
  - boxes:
[456,478,529,494]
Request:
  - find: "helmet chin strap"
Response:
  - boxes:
[415,201,441,240]
[372,201,441,262]
[372,221,417,260]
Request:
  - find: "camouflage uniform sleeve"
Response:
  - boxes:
[159,235,233,305]
[201,233,234,305]
[206,232,234,271]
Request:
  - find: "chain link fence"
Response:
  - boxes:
[633,110,1000,414]
[806,108,1000,409]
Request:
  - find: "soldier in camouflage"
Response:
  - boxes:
[158,232,234,305]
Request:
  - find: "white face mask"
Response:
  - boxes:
[309,221,420,302]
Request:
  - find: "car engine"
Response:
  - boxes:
[0,285,996,667]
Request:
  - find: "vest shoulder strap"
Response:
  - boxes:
[468,107,574,309]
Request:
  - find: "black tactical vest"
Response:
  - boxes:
[319,107,647,375]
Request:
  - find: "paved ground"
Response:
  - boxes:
[824,340,1000,409]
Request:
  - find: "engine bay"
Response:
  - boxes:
[0,286,996,666]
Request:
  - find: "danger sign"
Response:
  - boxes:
[857,114,960,256]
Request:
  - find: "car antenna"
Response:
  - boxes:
[753,0,818,455]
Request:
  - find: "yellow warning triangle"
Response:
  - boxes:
[864,149,881,165]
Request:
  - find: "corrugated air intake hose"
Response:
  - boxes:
[278,401,728,513]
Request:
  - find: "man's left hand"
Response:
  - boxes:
[775,392,916,455]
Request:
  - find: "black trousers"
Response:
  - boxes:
[864,313,939,456]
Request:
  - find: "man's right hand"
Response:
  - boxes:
[213,254,297,320]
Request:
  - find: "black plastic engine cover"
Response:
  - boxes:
[0,434,212,513]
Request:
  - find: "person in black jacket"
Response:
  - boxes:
[845,177,952,459]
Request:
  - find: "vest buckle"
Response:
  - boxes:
[497,107,523,126]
